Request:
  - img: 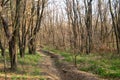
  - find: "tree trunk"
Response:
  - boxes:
[0,15,17,70]
[0,41,5,56]
[19,30,26,57]
[19,43,25,57]
[9,36,17,70]
[109,0,120,54]
[84,0,93,54]
[28,37,36,54]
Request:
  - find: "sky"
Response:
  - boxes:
[34,0,101,18]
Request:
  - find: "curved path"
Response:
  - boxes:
[39,49,106,80]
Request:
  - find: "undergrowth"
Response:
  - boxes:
[0,51,46,79]
[43,46,120,79]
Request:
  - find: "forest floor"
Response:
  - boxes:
[0,49,106,80]
[43,46,120,80]
[39,49,104,80]
[0,53,45,80]
[38,51,61,80]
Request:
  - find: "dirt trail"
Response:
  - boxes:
[39,52,61,80]
[39,49,105,80]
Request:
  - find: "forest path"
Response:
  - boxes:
[39,49,105,80]
[39,50,61,80]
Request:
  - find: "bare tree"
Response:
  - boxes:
[18,0,27,57]
[28,0,46,54]
[0,0,21,70]
[109,0,120,53]
[84,0,93,54]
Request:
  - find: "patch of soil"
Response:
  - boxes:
[40,49,106,80]
[39,52,61,80]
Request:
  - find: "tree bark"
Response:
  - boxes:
[109,0,120,53]
[28,37,36,54]
[84,0,93,54]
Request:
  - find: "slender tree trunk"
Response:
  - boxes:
[19,0,27,58]
[29,37,36,54]
[9,35,17,70]
[19,40,26,57]
[84,0,93,54]
[0,41,5,56]
[109,0,120,53]
[28,0,46,54]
